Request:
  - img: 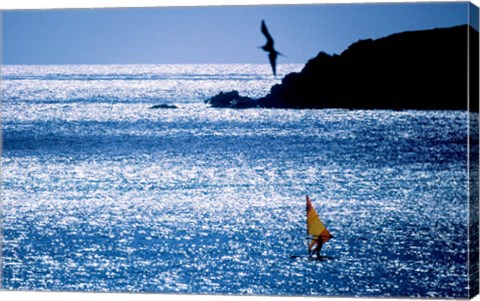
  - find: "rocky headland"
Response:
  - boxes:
[206,25,479,111]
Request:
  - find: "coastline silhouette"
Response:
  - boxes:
[208,24,479,111]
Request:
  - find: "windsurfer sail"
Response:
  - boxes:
[306,195,333,258]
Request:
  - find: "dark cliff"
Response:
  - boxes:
[206,24,479,111]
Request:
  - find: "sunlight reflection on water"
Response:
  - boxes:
[1,64,473,297]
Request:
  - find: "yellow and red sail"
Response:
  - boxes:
[306,195,332,244]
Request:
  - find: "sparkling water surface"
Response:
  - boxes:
[1,64,473,297]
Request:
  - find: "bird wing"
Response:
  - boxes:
[268,51,277,76]
[261,20,274,47]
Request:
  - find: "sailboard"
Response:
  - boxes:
[306,195,333,254]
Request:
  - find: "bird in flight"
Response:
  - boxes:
[260,20,284,76]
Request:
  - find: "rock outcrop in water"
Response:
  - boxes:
[149,104,178,109]
[205,90,259,109]
[205,24,479,111]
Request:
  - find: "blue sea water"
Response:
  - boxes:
[1,64,475,297]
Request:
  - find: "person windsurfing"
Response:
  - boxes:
[308,236,323,259]
[306,195,332,259]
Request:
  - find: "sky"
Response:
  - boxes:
[1,1,475,65]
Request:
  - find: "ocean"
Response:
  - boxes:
[1,64,475,297]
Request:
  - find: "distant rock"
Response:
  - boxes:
[206,24,479,111]
[149,104,178,109]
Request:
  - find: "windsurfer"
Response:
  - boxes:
[306,195,332,259]
[308,236,323,259]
